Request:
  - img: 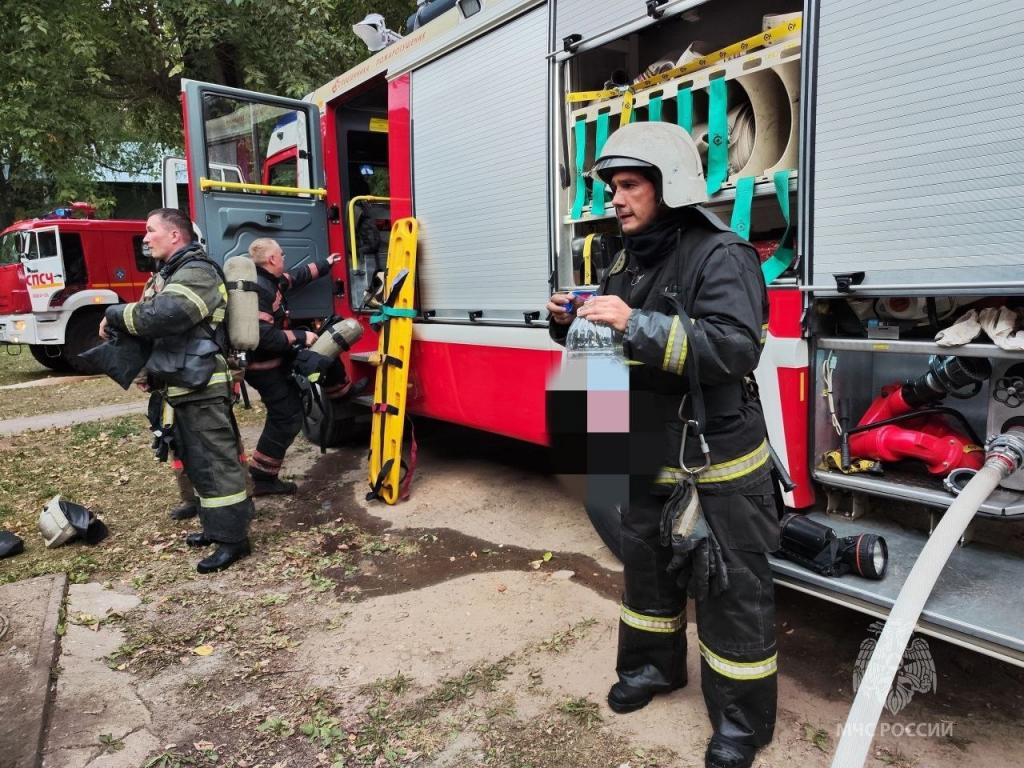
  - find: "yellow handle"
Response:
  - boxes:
[199,178,327,198]
[347,195,391,271]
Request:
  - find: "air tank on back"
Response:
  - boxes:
[223,255,259,351]
[311,317,364,359]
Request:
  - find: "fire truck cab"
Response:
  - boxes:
[0,205,149,371]
[174,0,1024,666]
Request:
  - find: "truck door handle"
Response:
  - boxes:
[265,213,281,224]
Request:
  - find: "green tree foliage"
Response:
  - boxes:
[0,0,417,225]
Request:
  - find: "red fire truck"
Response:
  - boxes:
[174,0,1024,665]
[0,205,149,371]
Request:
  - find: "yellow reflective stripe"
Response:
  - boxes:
[123,303,137,335]
[620,605,683,634]
[655,466,684,486]
[162,283,210,319]
[697,439,770,484]
[217,283,228,301]
[211,307,226,323]
[676,329,688,375]
[699,641,777,680]
[655,440,771,487]
[662,316,679,371]
[760,323,768,346]
[199,490,248,509]
[165,371,232,398]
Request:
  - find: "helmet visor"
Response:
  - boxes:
[590,156,655,184]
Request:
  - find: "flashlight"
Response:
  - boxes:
[778,513,888,580]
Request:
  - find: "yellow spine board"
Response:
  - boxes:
[368,217,418,504]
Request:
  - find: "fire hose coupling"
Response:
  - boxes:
[984,429,1024,478]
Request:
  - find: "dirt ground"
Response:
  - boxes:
[2,352,1024,768]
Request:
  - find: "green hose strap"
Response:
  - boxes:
[571,117,588,219]
[648,94,663,122]
[677,86,693,133]
[706,77,728,196]
[730,176,755,241]
[370,305,418,324]
[591,111,611,216]
[761,169,796,284]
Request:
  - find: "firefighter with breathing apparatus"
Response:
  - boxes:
[99,208,255,573]
[244,238,358,493]
[547,122,779,768]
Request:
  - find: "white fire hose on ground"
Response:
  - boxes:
[831,430,1024,768]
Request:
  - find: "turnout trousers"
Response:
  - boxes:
[171,395,253,544]
[617,473,778,750]
[245,367,305,480]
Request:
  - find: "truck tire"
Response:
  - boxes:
[28,344,74,372]
[62,309,105,374]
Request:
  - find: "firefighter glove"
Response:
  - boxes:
[661,478,731,601]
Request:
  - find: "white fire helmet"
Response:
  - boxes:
[38,495,77,549]
[589,122,708,208]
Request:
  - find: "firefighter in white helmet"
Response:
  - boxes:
[547,122,779,768]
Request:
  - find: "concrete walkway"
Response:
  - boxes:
[0,402,148,436]
[0,574,67,768]
[42,584,155,768]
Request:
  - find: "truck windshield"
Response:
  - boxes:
[0,232,25,266]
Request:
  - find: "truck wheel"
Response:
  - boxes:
[28,344,74,372]
[62,309,105,374]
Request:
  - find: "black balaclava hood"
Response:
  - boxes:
[623,206,686,269]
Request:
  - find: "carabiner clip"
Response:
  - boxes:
[679,419,712,475]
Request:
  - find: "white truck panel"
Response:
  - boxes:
[809,0,1024,292]
[412,5,551,322]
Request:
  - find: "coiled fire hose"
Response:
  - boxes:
[831,430,1024,768]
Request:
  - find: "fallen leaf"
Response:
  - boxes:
[194,740,215,751]
[542,551,553,562]
[529,560,542,570]
[193,644,215,656]
[496,584,507,593]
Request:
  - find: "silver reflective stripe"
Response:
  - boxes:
[199,490,248,509]
[166,370,232,398]
[123,303,138,335]
[655,466,684,486]
[697,440,770,484]
[162,283,210,319]
[699,640,777,680]
[654,439,771,487]
[620,604,683,634]
[661,316,687,375]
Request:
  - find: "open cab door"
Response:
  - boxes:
[180,80,332,319]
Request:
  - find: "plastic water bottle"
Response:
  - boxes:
[564,290,624,359]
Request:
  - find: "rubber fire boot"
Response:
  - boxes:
[170,502,199,520]
[608,620,687,713]
[251,476,298,496]
[197,540,251,573]
[705,735,756,768]
[185,532,212,548]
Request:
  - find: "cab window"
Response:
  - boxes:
[202,95,310,196]
[132,235,155,273]
[24,230,58,259]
